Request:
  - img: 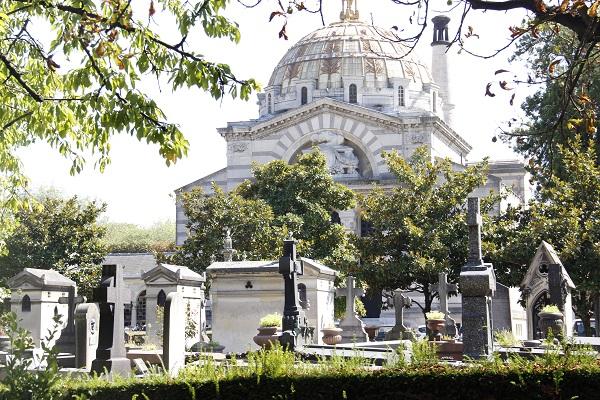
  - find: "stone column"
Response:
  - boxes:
[460,198,496,359]
[163,292,185,376]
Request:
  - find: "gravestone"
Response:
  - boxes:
[459,197,496,359]
[163,292,185,376]
[55,286,85,363]
[385,291,415,340]
[336,276,368,343]
[430,272,458,337]
[278,235,308,351]
[90,264,132,376]
[74,303,100,370]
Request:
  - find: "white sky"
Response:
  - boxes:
[18,0,533,226]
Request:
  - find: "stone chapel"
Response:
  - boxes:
[175,3,527,244]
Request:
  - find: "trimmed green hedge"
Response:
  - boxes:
[63,366,600,400]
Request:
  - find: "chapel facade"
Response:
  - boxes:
[175,3,527,244]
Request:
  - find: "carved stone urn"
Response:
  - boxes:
[253,326,280,349]
[322,327,343,345]
[538,311,564,339]
[426,319,445,341]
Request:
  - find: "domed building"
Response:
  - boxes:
[175,3,527,243]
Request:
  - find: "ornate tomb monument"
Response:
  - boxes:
[520,241,575,339]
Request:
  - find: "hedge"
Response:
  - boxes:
[62,366,600,400]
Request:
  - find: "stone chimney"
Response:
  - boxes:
[431,15,455,127]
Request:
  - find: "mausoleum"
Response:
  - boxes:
[175,2,527,243]
[206,258,337,353]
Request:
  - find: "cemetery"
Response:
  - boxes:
[1,1,600,399]
[0,197,597,400]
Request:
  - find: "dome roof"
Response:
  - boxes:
[268,20,433,88]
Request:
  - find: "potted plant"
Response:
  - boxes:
[538,304,564,339]
[321,326,343,345]
[425,310,445,341]
[253,313,281,349]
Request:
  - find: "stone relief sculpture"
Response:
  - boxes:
[307,131,360,177]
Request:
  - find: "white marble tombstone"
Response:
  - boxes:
[207,258,337,353]
[8,268,75,347]
[163,292,185,376]
[74,302,100,370]
[520,241,576,339]
[142,263,206,348]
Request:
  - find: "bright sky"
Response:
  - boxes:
[18,0,532,226]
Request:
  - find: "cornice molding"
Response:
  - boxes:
[217,98,472,154]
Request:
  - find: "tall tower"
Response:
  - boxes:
[431,15,455,127]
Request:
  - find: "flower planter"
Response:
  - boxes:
[364,326,379,341]
[538,311,564,339]
[426,319,445,341]
[253,326,280,349]
[322,327,342,345]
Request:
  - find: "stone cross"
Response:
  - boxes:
[467,197,484,266]
[430,272,458,337]
[90,264,132,376]
[278,236,305,350]
[55,286,85,362]
[336,276,364,319]
[460,197,497,360]
[385,290,415,340]
[58,286,85,333]
[336,276,368,343]
[221,228,237,262]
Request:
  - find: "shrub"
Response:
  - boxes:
[425,310,445,320]
[259,313,282,328]
[494,329,521,347]
[540,304,561,313]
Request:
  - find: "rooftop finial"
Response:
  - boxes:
[340,0,359,21]
[221,228,237,262]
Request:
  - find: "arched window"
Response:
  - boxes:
[157,290,167,308]
[398,86,405,107]
[267,93,272,114]
[349,84,357,104]
[301,87,308,105]
[135,290,146,327]
[21,295,31,312]
[432,91,437,112]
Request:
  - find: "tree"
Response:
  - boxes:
[356,147,488,316]
[171,184,284,272]
[237,150,357,269]
[102,220,175,253]
[0,0,259,250]
[486,143,600,335]
[0,193,107,298]
[173,150,357,273]
[505,28,600,183]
